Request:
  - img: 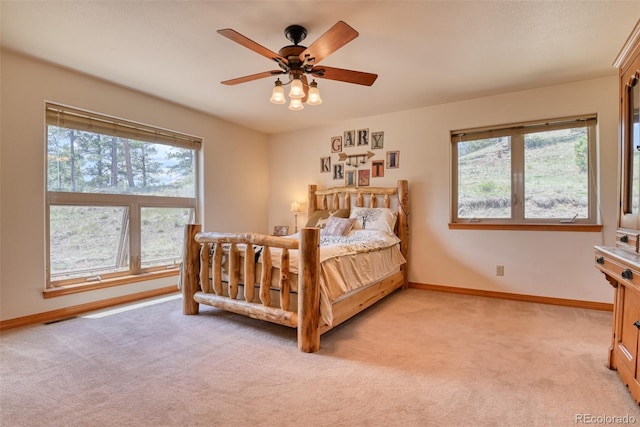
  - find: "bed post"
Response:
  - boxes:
[182,223,201,315]
[298,227,321,353]
[397,180,409,289]
[308,184,317,219]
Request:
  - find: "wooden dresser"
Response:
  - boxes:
[594,19,640,404]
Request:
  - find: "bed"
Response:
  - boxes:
[180,180,409,352]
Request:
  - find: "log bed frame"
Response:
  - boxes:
[180,179,409,352]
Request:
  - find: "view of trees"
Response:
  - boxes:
[47,125,196,282]
[47,126,194,197]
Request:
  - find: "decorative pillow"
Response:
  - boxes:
[321,217,355,236]
[306,209,350,229]
[349,207,397,234]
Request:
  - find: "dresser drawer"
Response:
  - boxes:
[595,248,640,290]
[616,230,639,252]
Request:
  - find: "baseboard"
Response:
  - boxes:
[2,283,611,331]
[0,286,179,331]
[408,282,613,312]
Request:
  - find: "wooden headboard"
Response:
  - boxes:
[307,180,409,283]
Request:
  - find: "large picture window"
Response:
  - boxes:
[46,103,200,288]
[451,115,597,227]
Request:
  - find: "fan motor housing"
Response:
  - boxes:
[278,45,306,67]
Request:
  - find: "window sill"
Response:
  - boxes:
[43,269,179,299]
[448,223,603,232]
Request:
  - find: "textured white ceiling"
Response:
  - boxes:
[2,1,639,134]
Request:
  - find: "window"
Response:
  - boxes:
[46,103,200,289]
[451,115,597,227]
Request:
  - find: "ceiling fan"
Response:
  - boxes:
[217,21,378,110]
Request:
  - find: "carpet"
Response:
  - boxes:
[1,289,639,426]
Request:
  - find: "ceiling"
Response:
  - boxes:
[1,1,639,135]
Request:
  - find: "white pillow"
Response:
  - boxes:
[349,207,397,234]
[321,216,355,236]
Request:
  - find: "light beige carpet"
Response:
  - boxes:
[1,289,639,427]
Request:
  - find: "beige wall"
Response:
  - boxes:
[0,49,270,321]
[0,46,621,323]
[268,76,619,303]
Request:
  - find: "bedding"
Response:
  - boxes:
[349,207,398,234]
[306,208,350,229]
[274,229,402,270]
[212,229,405,326]
[318,245,404,326]
[321,216,355,236]
[269,229,406,326]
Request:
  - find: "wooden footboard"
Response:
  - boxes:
[181,225,321,352]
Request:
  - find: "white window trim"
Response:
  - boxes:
[45,103,201,288]
[450,114,598,226]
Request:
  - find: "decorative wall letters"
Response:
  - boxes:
[325,129,399,186]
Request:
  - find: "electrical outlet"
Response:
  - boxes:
[496,265,504,276]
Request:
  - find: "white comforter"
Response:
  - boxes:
[269,229,406,326]
[280,229,402,267]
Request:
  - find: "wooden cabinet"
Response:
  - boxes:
[595,246,640,403]
[597,260,640,407]
[618,286,640,376]
[595,20,640,404]
[619,20,640,231]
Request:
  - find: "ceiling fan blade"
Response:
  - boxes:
[299,21,358,65]
[221,70,284,85]
[218,28,288,65]
[310,66,378,86]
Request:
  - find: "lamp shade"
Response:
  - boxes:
[290,201,301,213]
[306,80,323,106]
[288,97,304,111]
[289,77,304,99]
[269,80,286,104]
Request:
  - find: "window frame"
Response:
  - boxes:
[450,114,599,229]
[44,102,201,291]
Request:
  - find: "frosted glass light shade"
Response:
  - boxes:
[288,97,304,111]
[306,80,322,106]
[269,80,286,104]
[289,78,304,99]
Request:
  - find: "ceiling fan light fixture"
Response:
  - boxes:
[269,79,286,104]
[289,97,304,111]
[288,76,304,99]
[220,22,377,111]
[306,80,323,106]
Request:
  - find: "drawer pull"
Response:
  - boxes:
[634,321,640,330]
[596,256,605,264]
[621,235,629,243]
[622,269,634,280]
